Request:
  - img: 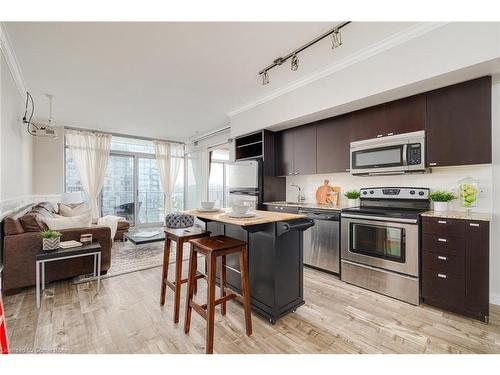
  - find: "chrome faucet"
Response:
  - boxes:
[290,184,306,203]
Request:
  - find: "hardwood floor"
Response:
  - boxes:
[4,261,500,354]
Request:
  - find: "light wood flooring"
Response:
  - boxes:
[4,260,500,354]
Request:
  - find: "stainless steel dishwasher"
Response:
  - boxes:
[299,209,340,274]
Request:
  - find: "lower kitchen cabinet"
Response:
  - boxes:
[421,216,489,322]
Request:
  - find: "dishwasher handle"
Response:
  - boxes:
[298,210,340,221]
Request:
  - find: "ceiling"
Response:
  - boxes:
[5,22,418,141]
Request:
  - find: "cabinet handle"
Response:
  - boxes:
[437,273,447,279]
[376,134,384,138]
[345,169,350,172]
[288,173,293,175]
[437,220,447,224]
[437,255,447,261]
[437,238,448,243]
[470,223,480,227]
[387,132,394,136]
[429,162,437,166]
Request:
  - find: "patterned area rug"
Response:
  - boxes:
[74,239,192,284]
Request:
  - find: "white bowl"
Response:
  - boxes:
[201,201,215,210]
[232,204,250,215]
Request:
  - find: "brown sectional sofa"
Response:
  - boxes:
[0,202,124,293]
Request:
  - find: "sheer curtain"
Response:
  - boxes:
[154,141,184,213]
[65,129,112,219]
[187,148,209,209]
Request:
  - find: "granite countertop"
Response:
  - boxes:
[421,210,492,222]
[183,209,306,226]
[263,201,342,211]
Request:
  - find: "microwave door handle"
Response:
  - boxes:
[402,144,408,166]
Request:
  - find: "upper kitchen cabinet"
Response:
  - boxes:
[350,104,386,141]
[350,95,426,142]
[316,114,352,173]
[276,124,317,176]
[426,76,492,167]
[384,95,426,135]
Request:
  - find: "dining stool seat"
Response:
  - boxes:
[184,235,252,354]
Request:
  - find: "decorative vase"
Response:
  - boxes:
[347,198,360,208]
[43,237,60,251]
[433,201,449,212]
[458,176,478,212]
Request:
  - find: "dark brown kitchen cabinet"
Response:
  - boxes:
[384,95,426,135]
[426,76,492,167]
[276,125,317,176]
[316,114,352,173]
[421,216,489,322]
[350,104,386,142]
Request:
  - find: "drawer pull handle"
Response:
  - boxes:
[377,134,384,138]
[437,273,447,279]
[429,162,437,166]
[387,132,394,136]
[438,238,448,243]
[437,256,447,260]
[470,223,480,227]
[437,220,447,224]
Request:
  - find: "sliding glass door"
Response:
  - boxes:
[137,157,164,225]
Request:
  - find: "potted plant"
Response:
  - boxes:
[41,230,62,251]
[344,190,361,208]
[430,191,456,212]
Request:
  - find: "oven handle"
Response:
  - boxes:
[402,144,408,166]
[341,213,418,224]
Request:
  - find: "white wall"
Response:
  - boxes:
[32,125,65,196]
[0,51,33,215]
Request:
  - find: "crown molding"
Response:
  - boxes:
[0,22,27,97]
[227,22,448,118]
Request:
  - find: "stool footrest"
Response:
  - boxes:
[165,272,205,291]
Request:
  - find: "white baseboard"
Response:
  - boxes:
[491,292,500,307]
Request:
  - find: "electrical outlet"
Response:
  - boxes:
[477,185,488,198]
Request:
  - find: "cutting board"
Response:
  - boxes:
[315,180,341,206]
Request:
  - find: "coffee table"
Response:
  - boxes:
[123,230,165,249]
[35,242,102,308]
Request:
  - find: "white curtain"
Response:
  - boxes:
[187,148,210,209]
[154,141,184,213]
[65,129,112,219]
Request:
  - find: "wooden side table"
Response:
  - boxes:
[35,242,102,308]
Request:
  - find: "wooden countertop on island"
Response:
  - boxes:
[183,209,306,227]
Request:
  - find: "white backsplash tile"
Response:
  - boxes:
[286,165,493,213]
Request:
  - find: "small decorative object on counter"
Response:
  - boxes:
[458,176,478,212]
[80,233,93,245]
[315,180,341,206]
[40,230,62,251]
[430,191,456,212]
[344,190,361,208]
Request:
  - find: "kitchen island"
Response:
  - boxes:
[183,209,313,324]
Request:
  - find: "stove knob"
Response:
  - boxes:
[418,191,425,196]
[369,190,374,194]
[410,190,415,195]
[362,191,368,195]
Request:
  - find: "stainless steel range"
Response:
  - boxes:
[340,187,430,305]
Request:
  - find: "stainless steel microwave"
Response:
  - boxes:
[350,130,427,176]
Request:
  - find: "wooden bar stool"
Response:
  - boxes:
[184,235,252,354]
[160,227,210,323]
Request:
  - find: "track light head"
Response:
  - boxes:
[291,54,299,71]
[332,29,342,49]
[261,71,270,85]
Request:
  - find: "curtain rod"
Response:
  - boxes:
[64,126,185,144]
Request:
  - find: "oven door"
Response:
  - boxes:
[341,216,418,276]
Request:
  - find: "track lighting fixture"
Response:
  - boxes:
[332,29,342,49]
[262,70,270,86]
[291,54,299,71]
[258,21,350,85]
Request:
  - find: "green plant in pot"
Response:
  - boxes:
[430,191,456,212]
[344,190,361,208]
[41,230,62,251]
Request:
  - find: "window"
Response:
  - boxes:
[64,135,185,225]
[209,147,230,207]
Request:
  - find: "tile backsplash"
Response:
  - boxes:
[286,165,493,212]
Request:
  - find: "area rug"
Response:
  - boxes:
[73,239,192,284]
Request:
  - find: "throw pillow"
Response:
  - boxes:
[58,203,90,217]
[44,212,92,230]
